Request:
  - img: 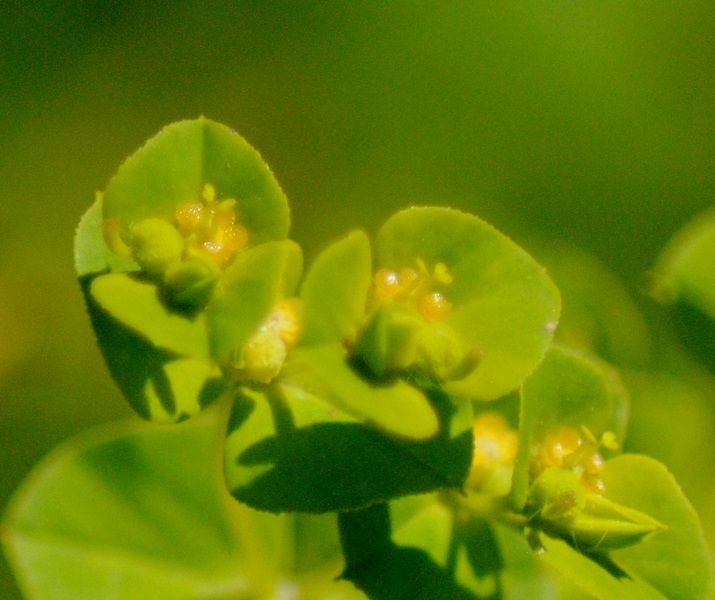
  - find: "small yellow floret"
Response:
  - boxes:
[238,327,287,384]
[533,425,614,496]
[468,412,518,488]
[233,299,302,384]
[540,426,582,468]
[202,223,249,268]
[270,298,302,347]
[130,218,184,276]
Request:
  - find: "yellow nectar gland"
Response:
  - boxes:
[534,426,615,496]
[372,260,453,322]
[235,298,302,384]
[174,184,248,268]
[267,298,302,347]
[468,412,518,490]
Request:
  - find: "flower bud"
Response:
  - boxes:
[566,494,665,551]
[528,467,664,551]
[233,326,287,384]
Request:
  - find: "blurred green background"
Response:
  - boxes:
[2,2,714,598]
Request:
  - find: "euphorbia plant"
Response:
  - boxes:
[1,118,711,599]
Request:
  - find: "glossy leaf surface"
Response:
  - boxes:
[287,345,440,440]
[78,271,225,422]
[339,503,479,600]
[74,196,138,278]
[90,273,210,359]
[604,454,712,600]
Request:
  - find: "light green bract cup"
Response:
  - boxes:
[74,118,291,422]
[374,207,561,401]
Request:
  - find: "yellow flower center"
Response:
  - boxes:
[468,412,518,490]
[372,259,453,322]
[233,298,302,384]
[532,426,617,495]
[174,184,248,268]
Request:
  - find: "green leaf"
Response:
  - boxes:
[281,239,304,297]
[90,273,210,359]
[299,230,373,346]
[511,345,624,511]
[650,207,715,321]
[339,497,557,600]
[396,503,506,599]
[102,117,289,245]
[389,494,557,600]
[338,504,480,600]
[1,417,245,599]
[376,207,561,402]
[649,208,715,373]
[538,245,652,368]
[537,455,712,600]
[290,227,444,440]
[287,344,440,440]
[224,380,473,513]
[79,275,225,422]
[206,240,293,367]
[604,454,713,600]
[76,120,296,420]
[537,535,668,600]
[1,414,364,600]
[76,197,226,423]
[527,467,664,553]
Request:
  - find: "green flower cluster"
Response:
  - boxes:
[72,118,710,600]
